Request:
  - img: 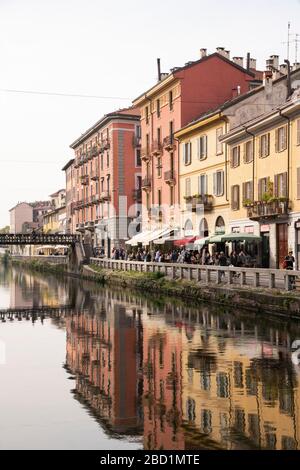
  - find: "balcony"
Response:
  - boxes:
[151,140,163,156]
[85,221,95,231]
[141,177,152,191]
[132,189,142,202]
[141,147,151,162]
[190,194,214,211]
[163,135,176,152]
[80,175,89,185]
[133,136,141,148]
[100,138,110,151]
[90,171,99,181]
[100,191,111,202]
[245,198,289,220]
[164,170,176,185]
[90,146,98,158]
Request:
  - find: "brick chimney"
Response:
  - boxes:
[200,48,207,59]
[233,57,244,67]
[249,58,257,70]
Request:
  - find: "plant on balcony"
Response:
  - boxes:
[184,195,193,202]
[243,198,253,207]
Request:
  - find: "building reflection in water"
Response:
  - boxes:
[65,284,300,450]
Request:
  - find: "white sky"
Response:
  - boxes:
[0,0,299,227]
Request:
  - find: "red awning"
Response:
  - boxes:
[174,236,196,247]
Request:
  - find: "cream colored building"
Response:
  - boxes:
[175,111,229,241]
[221,92,300,268]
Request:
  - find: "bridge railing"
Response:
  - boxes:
[90,257,300,292]
[0,233,80,245]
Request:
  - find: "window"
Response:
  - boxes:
[258,177,270,200]
[101,154,103,170]
[213,170,224,196]
[136,125,141,138]
[274,172,287,197]
[297,168,300,199]
[231,146,240,167]
[216,372,229,398]
[275,126,287,152]
[244,140,253,163]
[157,157,162,177]
[259,133,270,158]
[157,127,161,144]
[297,119,300,146]
[158,189,162,207]
[185,178,191,197]
[216,127,223,154]
[107,152,109,167]
[197,135,207,160]
[242,181,253,202]
[169,90,173,110]
[183,142,192,165]
[145,106,149,124]
[170,186,174,206]
[231,185,240,210]
[198,174,207,195]
[156,99,160,118]
[146,133,150,153]
[136,149,141,166]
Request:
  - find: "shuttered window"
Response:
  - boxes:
[258,177,268,199]
[198,174,207,195]
[197,135,207,160]
[259,133,270,158]
[216,127,223,154]
[275,126,287,152]
[274,172,287,197]
[213,171,224,196]
[242,181,253,201]
[231,146,240,167]
[183,142,192,165]
[185,178,191,197]
[182,142,192,165]
[297,168,300,199]
[231,185,240,210]
[243,140,253,163]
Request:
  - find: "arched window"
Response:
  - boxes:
[184,219,193,236]
[215,216,225,234]
[199,218,209,237]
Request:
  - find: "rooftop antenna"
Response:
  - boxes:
[282,21,291,60]
[295,33,300,64]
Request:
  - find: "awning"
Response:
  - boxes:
[143,227,174,245]
[174,236,196,247]
[221,233,262,242]
[208,234,224,244]
[194,237,210,248]
[125,230,152,246]
[153,228,180,244]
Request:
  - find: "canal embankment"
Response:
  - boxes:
[82,264,300,319]
[3,253,300,319]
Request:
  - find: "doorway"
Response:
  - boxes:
[276,223,288,269]
[261,232,270,268]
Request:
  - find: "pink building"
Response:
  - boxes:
[63,107,141,255]
[132,49,261,239]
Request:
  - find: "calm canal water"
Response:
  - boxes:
[0,263,299,450]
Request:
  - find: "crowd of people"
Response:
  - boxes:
[107,246,256,267]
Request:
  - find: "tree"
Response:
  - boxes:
[0,226,9,234]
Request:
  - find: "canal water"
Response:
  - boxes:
[0,264,299,450]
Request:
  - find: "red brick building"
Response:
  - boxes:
[132,48,261,241]
[63,107,141,255]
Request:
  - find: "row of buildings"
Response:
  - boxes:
[61,47,300,269]
[3,47,290,269]
[9,189,66,235]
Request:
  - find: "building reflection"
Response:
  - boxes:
[65,292,144,438]
[64,286,300,450]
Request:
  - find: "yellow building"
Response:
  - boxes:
[43,205,66,234]
[221,93,300,268]
[175,110,229,243]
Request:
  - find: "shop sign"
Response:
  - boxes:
[245,226,254,233]
[260,224,270,233]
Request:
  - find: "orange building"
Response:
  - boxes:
[132,49,261,241]
[63,107,141,255]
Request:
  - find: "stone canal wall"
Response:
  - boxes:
[82,263,300,319]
